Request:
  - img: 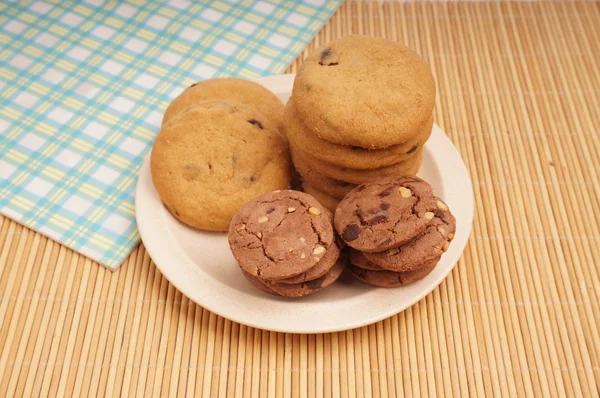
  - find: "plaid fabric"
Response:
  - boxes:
[0,0,342,270]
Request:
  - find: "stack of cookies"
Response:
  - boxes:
[229,190,346,297]
[284,35,436,211]
[334,176,455,288]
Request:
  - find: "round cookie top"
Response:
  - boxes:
[284,101,432,170]
[334,176,439,252]
[364,200,455,271]
[229,190,335,281]
[162,77,284,131]
[151,102,291,231]
[292,35,436,149]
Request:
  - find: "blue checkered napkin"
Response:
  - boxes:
[0,0,342,270]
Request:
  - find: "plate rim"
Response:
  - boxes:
[135,74,474,334]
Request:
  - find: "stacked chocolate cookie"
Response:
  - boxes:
[229,190,346,297]
[284,35,436,211]
[334,176,455,288]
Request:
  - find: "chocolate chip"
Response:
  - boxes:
[380,202,390,210]
[378,190,391,197]
[319,48,339,66]
[356,185,366,192]
[250,176,256,182]
[367,214,389,225]
[342,224,361,241]
[379,238,393,247]
[367,208,381,215]
[306,275,326,289]
[266,208,275,214]
[247,119,263,129]
[189,82,198,88]
[434,209,445,218]
[407,145,418,154]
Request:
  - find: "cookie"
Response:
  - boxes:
[151,102,290,231]
[292,35,436,148]
[162,77,284,131]
[292,145,423,185]
[349,258,438,288]
[348,249,384,271]
[334,176,439,252]
[229,190,335,281]
[301,183,340,213]
[364,199,455,271]
[241,269,278,295]
[277,239,340,284]
[292,150,355,199]
[266,253,347,297]
[284,100,433,170]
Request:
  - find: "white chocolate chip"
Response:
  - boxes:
[256,232,262,239]
[387,248,399,256]
[299,237,305,243]
[442,242,450,252]
[399,187,412,198]
[287,207,296,213]
[448,233,455,240]
[308,207,321,216]
[258,216,268,223]
[312,244,326,255]
[288,248,293,252]
[437,200,448,211]
[236,224,246,232]
[424,212,435,220]
[300,253,306,259]
[438,227,446,236]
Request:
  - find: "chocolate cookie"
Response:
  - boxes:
[292,145,423,185]
[241,269,277,295]
[291,150,356,199]
[277,239,340,284]
[364,199,455,271]
[151,102,290,231]
[349,258,438,288]
[284,100,433,170]
[292,35,436,148]
[348,249,384,271]
[334,176,439,252]
[266,253,347,297]
[229,190,334,280]
[162,77,284,131]
[301,183,341,213]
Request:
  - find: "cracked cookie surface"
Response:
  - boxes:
[229,190,334,281]
[292,35,436,149]
[334,176,439,252]
[151,102,290,231]
[363,199,455,271]
[162,77,285,131]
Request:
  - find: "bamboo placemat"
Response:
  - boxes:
[1,1,599,396]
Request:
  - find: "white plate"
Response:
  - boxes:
[135,74,474,334]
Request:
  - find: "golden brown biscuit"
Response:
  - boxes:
[162,77,284,131]
[151,102,291,231]
[291,150,355,199]
[292,35,435,148]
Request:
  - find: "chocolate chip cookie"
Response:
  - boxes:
[334,176,439,252]
[284,100,433,170]
[292,145,423,185]
[228,190,334,281]
[291,150,356,199]
[151,102,290,231]
[363,199,455,271]
[301,183,341,213]
[348,249,384,271]
[162,77,285,131]
[277,239,340,284]
[349,258,438,288]
[292,35,436,149]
